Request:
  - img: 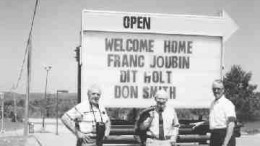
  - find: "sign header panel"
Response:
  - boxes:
[82,10,238,40]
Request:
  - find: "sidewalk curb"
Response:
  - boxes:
[30,135,43,146]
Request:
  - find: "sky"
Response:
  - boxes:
[0,0,259,94]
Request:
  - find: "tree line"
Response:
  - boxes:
[1,65,260,122]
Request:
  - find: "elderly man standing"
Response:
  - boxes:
[209,80,236,146]
[61,85,110,146]
[138,89,179,146]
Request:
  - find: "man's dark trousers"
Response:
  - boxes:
[210,129,235,146]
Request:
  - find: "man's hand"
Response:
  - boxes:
[191,121,205,130]
[170,141,177,146]
[76,131,96,143]
[168,135,177,146]
[162,139,176,146]
[103,136,108,140]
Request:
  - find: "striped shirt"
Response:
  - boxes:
[65,100,109,134]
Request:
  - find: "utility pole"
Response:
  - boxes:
[56,90,68,135]
[75,46,81,103]
[24,37,32,136]
[24,0,39,136]
[42,65,52,131]
[12,91,17,122]
[10,84,17,122]
[0,92,4,133]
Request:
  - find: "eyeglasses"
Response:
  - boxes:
[156,97,167,102]
[212,88,223,91]
[91,92,100,96]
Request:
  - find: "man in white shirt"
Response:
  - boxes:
[209,80,236,146]
[138,89,179,146]
[61,85,111,146]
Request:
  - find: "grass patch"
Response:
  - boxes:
[2,118,24,131]
[0,136,26,146]
[241,120,260,135]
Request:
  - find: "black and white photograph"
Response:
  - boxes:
[0,0,259,146]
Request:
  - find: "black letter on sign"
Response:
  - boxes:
[123,16,130,28]
[143,17,151,30]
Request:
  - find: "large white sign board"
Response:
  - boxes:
[81,10,237,108]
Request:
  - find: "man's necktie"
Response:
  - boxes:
[159,110,164,140]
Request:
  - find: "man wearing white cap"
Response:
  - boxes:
[138,89,179,146]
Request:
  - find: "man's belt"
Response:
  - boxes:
[147,135,171,140]
[210,128,226,131]
[210,128,227,134]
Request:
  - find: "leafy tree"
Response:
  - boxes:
[223,65,259,121]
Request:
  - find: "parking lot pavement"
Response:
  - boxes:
[29,118,76,146]
[32,133,260,146]
[236,133,260,146]
[33,132,76,146]
[28,119,260,146]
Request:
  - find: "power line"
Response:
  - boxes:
[14,43,28,90]
[13,0,40,91]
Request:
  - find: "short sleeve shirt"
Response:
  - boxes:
[209,96,236,129]
[65,100,109,134]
